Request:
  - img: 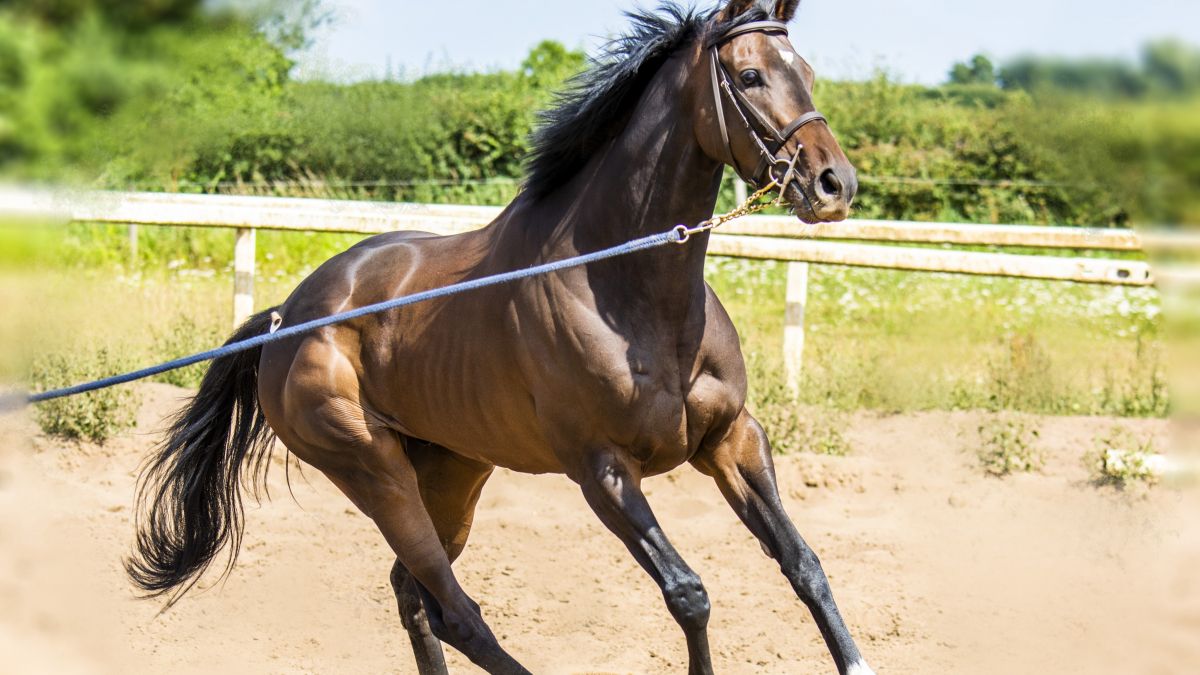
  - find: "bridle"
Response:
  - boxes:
[706,19,827,195]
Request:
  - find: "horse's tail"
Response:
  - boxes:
[125,308,279,607]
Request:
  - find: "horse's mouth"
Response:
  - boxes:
[784,178,851,224]
[783,180,822,224]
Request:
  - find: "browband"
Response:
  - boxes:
[704,20,788,48]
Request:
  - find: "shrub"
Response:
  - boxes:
[977,412,1043,476]
[1085,425,1165,489]
[151,314,222,388]
[29,347,140,443]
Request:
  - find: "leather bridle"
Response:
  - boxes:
[706,19,827,194]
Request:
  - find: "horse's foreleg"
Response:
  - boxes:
[578,448,714,675]
[690,408,874,675]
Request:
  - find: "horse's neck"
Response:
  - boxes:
[489,53,723,322]
[546,55,723,314]
[575,62,722,248]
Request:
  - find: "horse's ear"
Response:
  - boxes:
[721,0,757,19]
[775,0,801,22]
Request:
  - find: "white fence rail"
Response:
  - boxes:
[4,188,1196,395]
[60,191,1159,286]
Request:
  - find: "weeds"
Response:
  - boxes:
[29,347,141,443]
[1085,425,1165,489]
[742,339,850,456]
[754,399,851,457]
[986,332,1054,412]
[977,413,1043,476]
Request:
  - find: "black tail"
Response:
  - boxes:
[126,308,279,607]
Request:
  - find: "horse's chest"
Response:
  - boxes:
[572,347,741,467]
[517,284,745,467]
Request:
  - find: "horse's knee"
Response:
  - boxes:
[784,546,835,606]
[426,597,500,656]
[662,573,710,632]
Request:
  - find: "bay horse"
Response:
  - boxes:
[128,1,871,673]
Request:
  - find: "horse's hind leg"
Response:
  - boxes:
[690,408,873,675]
[391,561,446,674]
[388,439,494,675]
[314,431,525,675]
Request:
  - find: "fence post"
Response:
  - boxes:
[128,224,138,267]
[734,178,748,206]
[233,227,256,329]
[783,261,809,399]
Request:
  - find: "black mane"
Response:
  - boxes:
[521,4,708,199]
[522,2,782,199]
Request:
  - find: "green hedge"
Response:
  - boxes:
[2,6,1197,226]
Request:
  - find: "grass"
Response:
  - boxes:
[0,219,1171,449]
[706,256,1168,419]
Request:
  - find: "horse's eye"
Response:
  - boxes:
[740,70,761,87]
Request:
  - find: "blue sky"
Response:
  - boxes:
[297,0,1200,84]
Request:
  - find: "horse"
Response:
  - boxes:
[126,2,871,673]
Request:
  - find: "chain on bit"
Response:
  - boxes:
[672,179,780,244]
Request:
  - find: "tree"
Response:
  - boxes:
[1142,39,1200,95]
[949,55,996,86]
[521,40,586,90]
[7,0,203,29]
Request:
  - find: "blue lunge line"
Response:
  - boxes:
[14,228,682,407]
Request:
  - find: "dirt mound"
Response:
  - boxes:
[1,384,1196,674]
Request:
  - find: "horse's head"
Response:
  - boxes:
[696,0,856,223]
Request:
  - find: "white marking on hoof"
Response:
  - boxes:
[779,49,795,65]
[847,661,876,675]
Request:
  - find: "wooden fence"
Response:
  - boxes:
[5,188,1195,395]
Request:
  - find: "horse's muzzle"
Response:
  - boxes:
[792,162,856,223]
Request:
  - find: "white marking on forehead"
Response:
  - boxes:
[779,50,795,65]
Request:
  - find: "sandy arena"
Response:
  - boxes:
[1,383,1197,674]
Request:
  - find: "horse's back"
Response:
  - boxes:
[284,228,491,321]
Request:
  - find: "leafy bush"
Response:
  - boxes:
[29,347,140,443]
[151,314,222,388]
[4,1,1199,226]
[977,413,1043,476]
[1085,425,1165,489]
[997,40,1200,100]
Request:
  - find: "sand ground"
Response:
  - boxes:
[1,383,1197,674]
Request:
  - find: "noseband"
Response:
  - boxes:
[706,20,827,194]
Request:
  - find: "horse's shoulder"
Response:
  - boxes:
[700,281,742,350]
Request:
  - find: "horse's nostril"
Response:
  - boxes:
[819,169,842,198]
